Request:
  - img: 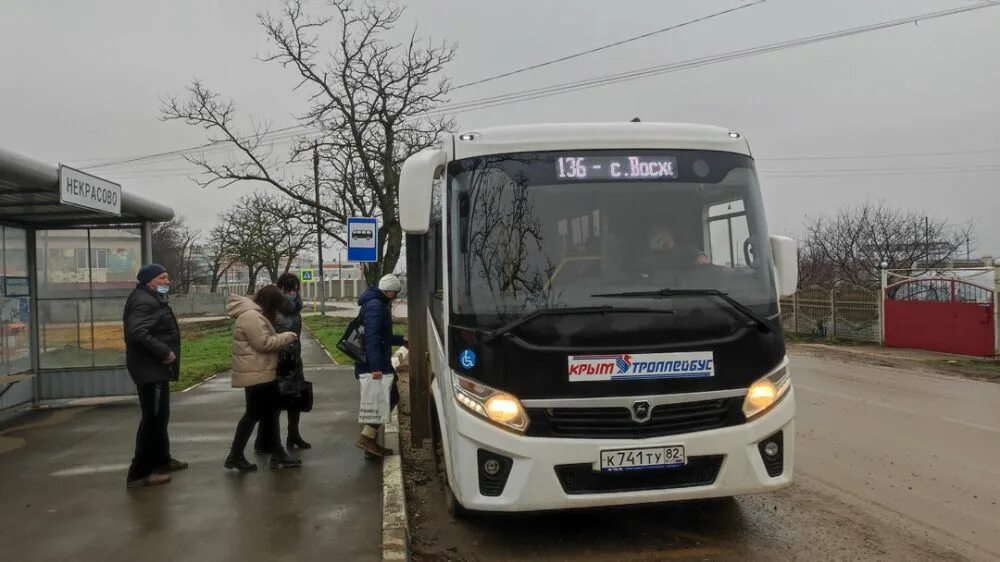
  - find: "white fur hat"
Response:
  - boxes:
[378,274,402,293]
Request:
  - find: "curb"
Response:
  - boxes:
[302,324,341,366]
[382,412,410,561]
[181,373,219,393]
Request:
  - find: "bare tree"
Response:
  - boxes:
[796,243,837,289]
[162,0,455,285]
[152,216,200,294]
[247,193,315,282]
[203,226,234,293]
[215,192,315,294]
[802,200,975,289]
[216,206,268,295]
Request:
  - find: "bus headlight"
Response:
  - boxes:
[453,374,529,433]
[742,364,791,420]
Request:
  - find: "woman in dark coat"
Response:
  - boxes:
[354,274,407,457]
[255,273,311,452]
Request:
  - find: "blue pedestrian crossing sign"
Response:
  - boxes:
[347,217,378,263]
[299,269,315,283]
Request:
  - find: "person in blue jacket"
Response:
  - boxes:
[355,274,408,457]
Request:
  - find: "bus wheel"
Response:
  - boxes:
[431,404,469,519]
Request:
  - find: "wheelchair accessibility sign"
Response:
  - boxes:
[347,217,378,263]
[459,349,477,370]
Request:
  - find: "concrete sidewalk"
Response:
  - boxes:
[0,331,381,561]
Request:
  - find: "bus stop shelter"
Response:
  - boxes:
[0,147,174,415]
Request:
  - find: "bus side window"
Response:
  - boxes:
[707,199,749,268]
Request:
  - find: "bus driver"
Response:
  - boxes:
[645,222,710,269]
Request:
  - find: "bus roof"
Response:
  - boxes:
[450,122,752,160]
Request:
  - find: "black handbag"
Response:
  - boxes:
[277,341,308,412]
[295,381,313,412]
[277,343,302,393]
[336,314,366,363]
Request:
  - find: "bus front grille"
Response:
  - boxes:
[524,397,744,439]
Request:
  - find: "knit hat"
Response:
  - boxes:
[137,263,168,285]
[378,274,402,293]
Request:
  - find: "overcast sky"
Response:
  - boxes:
[2,0,999,258]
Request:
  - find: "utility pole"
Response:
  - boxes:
[924,216,930,257]
[313,143,327,316]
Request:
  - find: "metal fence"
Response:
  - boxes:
[781,284,880,342]
[169,292,230,317]
[300,278,408,302]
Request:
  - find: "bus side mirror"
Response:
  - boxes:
[400,148,446,234]
[770,235,798,298]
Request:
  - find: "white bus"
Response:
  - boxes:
[399,122,798,514]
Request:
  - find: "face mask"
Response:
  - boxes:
[287,294,297,301]
[156,285,170,295]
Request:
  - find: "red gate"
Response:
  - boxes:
[884,277,995,357]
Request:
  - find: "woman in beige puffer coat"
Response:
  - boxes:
[224,285,300,472]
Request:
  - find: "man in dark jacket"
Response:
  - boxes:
[124,263,185,488]
[355,274,407,457]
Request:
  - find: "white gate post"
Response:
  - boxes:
[792,292,799,334]
[829,289,836,340]
[993,266,999,356]
[879,266,889,346]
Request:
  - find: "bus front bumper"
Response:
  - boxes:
[446,387,795,512]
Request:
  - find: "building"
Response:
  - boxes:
[0,148,173,416]
[293,251,365,280]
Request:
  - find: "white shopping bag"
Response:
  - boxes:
[358,372,395,425]
[391,346,410,370]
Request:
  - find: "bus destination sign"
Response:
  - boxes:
[555,155,679,181]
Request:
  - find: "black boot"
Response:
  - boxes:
[224,453,258,473]
[253,435,270,455]
[287,435,312,450]
[269,447,303,469]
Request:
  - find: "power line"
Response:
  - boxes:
[73,123,314,170]
[762,168,1000,178]
[69,2,997,175]
[422,3,996,117]
[757,147,1000,161]
[763,164,1000,174]
[73,4,763,171]
[451,0,766,91]
[68,129,313,179]
[102,160,314,180]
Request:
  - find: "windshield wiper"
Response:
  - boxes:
[590,288,773,333]
[477,305,660,343]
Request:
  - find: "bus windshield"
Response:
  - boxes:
[447,149,778,326]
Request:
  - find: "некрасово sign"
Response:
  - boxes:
[58,165,122,216]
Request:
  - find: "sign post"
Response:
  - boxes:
[58,165,122,216]
[347,217,379,264]
[299,269,316,311]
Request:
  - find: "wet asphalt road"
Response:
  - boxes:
[406,349,1000,561]
[0,332,383,562]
